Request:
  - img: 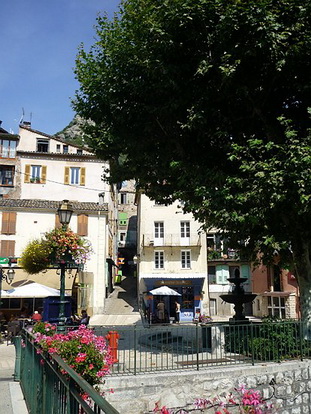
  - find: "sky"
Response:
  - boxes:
[0,0,121,135]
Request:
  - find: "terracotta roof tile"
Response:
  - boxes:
[0,199,108,212]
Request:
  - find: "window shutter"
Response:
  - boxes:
[64,167,70,185]
[0,240,15,257]
[41,165,47,183]
[2,212,16,235]
[80,167,86,186]
[241,264,251,285]
[77,214,88,236]
[24,164,31,183]
[216,265,229,284]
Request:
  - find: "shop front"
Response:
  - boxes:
[142,275,205,323]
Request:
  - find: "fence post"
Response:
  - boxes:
[250,323,255,366]
[300,319,304,361]
[13,335,22,381]
[134,325,137,376]
[196,323,199,371]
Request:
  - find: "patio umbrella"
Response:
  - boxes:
[149,286,181,296]
[6,282,69,298]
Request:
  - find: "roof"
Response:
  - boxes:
[0,199,108,212]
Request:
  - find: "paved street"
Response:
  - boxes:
[90,274,143,326]
[0,342,28,414]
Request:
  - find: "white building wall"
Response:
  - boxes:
[19,156,109,202]
[137,194,209,321]
[18,127,92,155]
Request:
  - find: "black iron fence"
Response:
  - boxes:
[95,319,311,376]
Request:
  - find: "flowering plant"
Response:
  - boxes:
[199,314,213,323]
[33,323,113,387]
[153,385,275,413]
[20,227,93,274]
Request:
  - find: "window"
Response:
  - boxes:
[267,296,286,318]
[208,265,216,284]
[36,138,49,152]
[273,265,282,291]
[180,221,190,238]
[56,144,61,153]
[24,165,47,183]
[77,149,82,155]
[2,212,16,234]
[0,166,14,185]
[120,193,127,204]
[0,240,15,257]
[70,167,80,184]
[77,214,88,236]
[154,222,164,238]
[0,139,16,158]
[210,298,217,316]
[63,145,69,154]
[64,167,85,186]
[154,251,164,269]
[181,250,191,269]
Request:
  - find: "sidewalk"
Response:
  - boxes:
[0,342,28,414]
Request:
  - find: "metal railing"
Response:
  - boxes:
[94,320,311,376]
[18,330,119,414]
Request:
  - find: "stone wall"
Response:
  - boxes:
[103,361,311,413]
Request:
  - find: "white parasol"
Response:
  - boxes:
[149,286,181,296]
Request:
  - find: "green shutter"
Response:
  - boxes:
[216,265,229,284]
[241,264,251,285]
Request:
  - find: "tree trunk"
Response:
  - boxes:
[292,240,311,337]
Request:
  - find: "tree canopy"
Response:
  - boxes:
[74,0,311,318]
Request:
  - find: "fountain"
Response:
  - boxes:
[220,269,256,323]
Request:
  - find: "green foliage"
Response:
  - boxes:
[225,318,306,361]
[19,239,51,274]
[74,0,311,317]
[20,228,93,274]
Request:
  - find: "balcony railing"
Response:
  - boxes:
[208,248,240,261]
[142,233,201,247]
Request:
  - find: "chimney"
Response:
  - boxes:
[21,121,31,128]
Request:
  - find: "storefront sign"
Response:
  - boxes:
[155,280,192,286]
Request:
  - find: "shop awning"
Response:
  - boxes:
[142,273,206,279]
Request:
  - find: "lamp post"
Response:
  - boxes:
[0,264,15,315]
[57,200,73,332]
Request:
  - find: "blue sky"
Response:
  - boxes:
[0,0,120,135]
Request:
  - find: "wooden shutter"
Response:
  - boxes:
[80,167,86,186]
[41,165,47,183]
[216,264,229,284]
[0,240,15,257]
[24,164,31,183]
[2,212,16,235]
[64,167,70,185]
[77,214,88,236]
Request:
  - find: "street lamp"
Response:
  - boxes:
[57,200,73,331]
[0,265,15,314]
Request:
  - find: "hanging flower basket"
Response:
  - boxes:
[20,228,93,274]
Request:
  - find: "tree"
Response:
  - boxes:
[74,0,311,322]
